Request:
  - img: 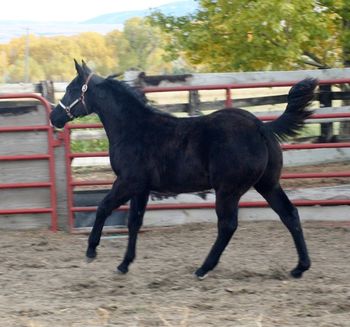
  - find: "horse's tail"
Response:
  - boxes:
[264,78,318,141]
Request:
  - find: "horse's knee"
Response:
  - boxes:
[227,223,238,234]
[96,205,110,219]
[128,218,142,231]
[219,219,238,237]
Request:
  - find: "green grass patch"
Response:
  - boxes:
[70,114,107,152]
[71,138,109,153]
[71,113,101,124]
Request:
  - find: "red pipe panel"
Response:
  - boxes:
[0,94,58,231]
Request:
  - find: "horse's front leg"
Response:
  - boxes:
[117,190,150,274]
[86,179,133,261]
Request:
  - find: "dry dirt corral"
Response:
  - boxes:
[0,221,349,327]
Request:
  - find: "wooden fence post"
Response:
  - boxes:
[38,80,55,103]
[339,84,350,140]
[53,132,70,231]
[318,84,334,142]
[188,90,201,116]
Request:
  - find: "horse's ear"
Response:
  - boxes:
[74,59,84,77]
[81,60,92,74]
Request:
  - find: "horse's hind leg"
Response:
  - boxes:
[195,191,239,279]
[117,191,150,274]
[255,184,311,278]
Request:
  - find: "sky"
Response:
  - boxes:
[0,0,180,22]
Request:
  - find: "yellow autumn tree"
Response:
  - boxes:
[73,32,116,76]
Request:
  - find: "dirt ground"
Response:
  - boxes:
[0,221,349,327]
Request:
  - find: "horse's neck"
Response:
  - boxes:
[96,100,150,146]
[97,112,119,145]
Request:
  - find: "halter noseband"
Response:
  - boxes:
[59,73,94,119]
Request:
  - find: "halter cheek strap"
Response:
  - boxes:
[58,73,94,119]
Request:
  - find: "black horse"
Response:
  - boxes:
[50,60,317,279]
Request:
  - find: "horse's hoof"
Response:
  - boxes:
[194,268,208,280]
[290,268,304,278]
[290,261,310,278]
[86,256,96,264]
[195,273,208,281]
[86,249,97,263]
[116,264,128,274]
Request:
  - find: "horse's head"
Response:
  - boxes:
[50,60,95,128]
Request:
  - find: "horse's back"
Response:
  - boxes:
[145,108,279,194]
[209,109,284,192]
[201,109,271,191]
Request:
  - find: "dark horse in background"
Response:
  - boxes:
[50,61,317,280]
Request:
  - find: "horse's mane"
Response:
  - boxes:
[104,76,174,117]
[105,76,147,106]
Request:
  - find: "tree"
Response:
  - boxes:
[7,57,45,83]
[149,0,345,72]
[105,18,175,74]
[29,36,82,81]
[0,50,8,82]
[105,29,135,73]
[1,34,81,81]
[123,17,164,71]
[0,17,184,82]
[73,32,116,75]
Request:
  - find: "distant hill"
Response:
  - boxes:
[84,0,197,24]
[0,0,197,44]
[0,21,122,44]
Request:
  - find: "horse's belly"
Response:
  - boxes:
[150,167,211,194]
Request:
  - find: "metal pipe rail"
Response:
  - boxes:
[144,78,350,108]
[63,79,350,232]
[0,94,58,231]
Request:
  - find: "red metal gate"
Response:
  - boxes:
[62,79,350,232]
[0,94,58,231]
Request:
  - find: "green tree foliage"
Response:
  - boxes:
[106,17,173,73]
[123,17,162,70]
[149,0,349,71]
[325,0,350,65]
